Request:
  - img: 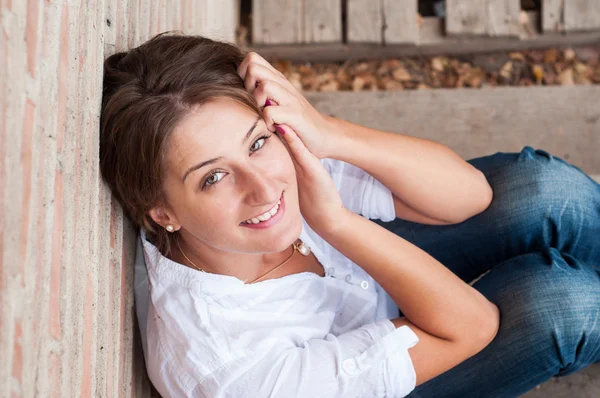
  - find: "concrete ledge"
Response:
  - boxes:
[306,86,600,175]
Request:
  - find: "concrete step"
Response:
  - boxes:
[306,86,600,175]
[522,363,600,398]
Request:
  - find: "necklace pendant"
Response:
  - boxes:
[296,241,311,256]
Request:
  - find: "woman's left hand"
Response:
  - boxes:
[237,52,338,160]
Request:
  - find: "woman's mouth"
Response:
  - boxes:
[240,192,285,229]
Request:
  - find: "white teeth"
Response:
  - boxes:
[244,199,281,224]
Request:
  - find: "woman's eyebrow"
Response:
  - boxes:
[181,115,262,183]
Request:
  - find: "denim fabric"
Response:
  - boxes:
[371,146,600,398]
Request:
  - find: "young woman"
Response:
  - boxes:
[100,32,600,397]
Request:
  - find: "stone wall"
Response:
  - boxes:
[0,1,237,396]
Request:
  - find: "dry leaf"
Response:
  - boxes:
[354,62,370,73]
[431,57,445,72]
[544,48,559,64]
[298,64,314,76]
[319,80,340,92]
[500,62,513,79]
[532,65,544,84]
[593,67,600,83]
[564,48,576,61]
[510,52,525,61]
[465,68,485,87]
[574,63,591,77]
[392,66,411,82]
[558,68,575,85]
[380,77,404,91]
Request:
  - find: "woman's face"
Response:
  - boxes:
[156,97,302,254]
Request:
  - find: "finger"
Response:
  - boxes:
[238,51,286,82]
[274,124,312,173]
[254,79,294,109]
[243,62,295,94]
[274,125,301,170]
[263,105,302,134]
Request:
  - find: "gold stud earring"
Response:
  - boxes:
[165,224,174,233]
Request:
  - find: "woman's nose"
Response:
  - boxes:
[243,168,279,204]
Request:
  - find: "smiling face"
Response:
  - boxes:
[151,97,303,255]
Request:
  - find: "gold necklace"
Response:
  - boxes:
[175,238,311,284]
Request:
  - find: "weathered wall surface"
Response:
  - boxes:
[0,1,237,396]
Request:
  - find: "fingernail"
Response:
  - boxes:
[265,99,272,107]
[276,126,285,135]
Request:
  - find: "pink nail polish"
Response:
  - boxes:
[265,99,272,106]
[276,126,285,135]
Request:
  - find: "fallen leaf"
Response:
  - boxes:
[532,64,544,84]
[319,80,340,92]
[392,66,411,82]
[431,57,445,72]
[381,77,404,90]
[500,62,513,79]
[574,62,591,77]
[592,67,600,83]
[564,48,576,61]
[544,48,559,64]
[558,68,575,85]
[510,52,525,61]
[352,76,365,92]
[465,67,485,87]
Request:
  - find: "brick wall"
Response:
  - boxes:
[0,1,238,396]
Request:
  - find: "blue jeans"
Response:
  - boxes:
[371,146,600,398]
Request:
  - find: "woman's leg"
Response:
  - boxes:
[369,146,600,395]
[406,248,600,398]
[372,145,600,286]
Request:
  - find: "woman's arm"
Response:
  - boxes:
[319,207,500,346]
[325,116,493,224]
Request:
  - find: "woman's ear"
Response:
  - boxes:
[148,205,180,231]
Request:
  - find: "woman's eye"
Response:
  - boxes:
[202,134,272,190]
[251,135,271,152]
[203,171,226,188]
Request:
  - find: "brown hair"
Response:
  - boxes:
[100,31,263,254]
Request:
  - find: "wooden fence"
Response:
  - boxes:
[251,0,600,61]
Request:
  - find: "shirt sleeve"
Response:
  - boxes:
[320,157,396,222]
[191,319,420,398]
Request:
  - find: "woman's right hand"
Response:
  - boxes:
[274,123,346,235]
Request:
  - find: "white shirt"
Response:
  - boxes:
[134,158,420,398]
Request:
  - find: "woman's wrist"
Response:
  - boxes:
[312,206,355,241]
[320,114,349,159]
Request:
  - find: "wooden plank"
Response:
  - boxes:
[347,0,383,43]
[382,0,418,44]
[253,0,302,44]
[565,0,600,32]
[446,0,521,37]
[304,86,600,175]
[542,0,564,33]
[250,12,600,63]
[200,0,239,43]
[304,0,342,43]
